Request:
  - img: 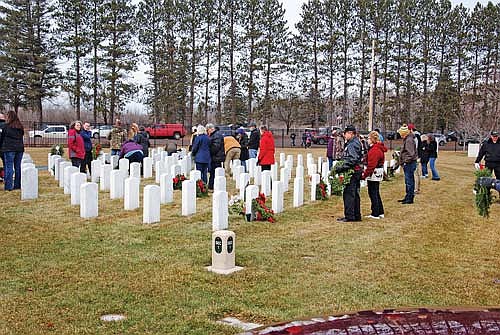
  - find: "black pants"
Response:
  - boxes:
[367,180,384,217]
[71,157,82,168]
[208,161,222,189]
[81,150,92,174]
[261,165,271,171]
[487,165,500,180]
[343,170,362,221]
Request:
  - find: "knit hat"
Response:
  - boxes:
[398,124,410,137]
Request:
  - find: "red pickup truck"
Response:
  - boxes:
[145,124,187,139]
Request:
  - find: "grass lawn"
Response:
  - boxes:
[0,148,499,334]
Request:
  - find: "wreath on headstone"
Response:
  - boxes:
[173,174,186,190]
[316,179,328,200]
[50,144,64,156]
[196,179,209,197]
[251,192,276,223]
[228,195,244,215]
[474,166,494,218]
[328,160,354,196]
[92,144,102,160]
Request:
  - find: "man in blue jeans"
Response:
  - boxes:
[398,124,418,204]
[248,122,260,159]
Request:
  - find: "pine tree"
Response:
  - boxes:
[101,0,137,122]
[88,0,106,124]
[55,0,91,120]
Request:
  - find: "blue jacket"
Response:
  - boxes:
[81,129,92,152]
[191,134,211,164]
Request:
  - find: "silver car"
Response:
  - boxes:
[428,133,447,146]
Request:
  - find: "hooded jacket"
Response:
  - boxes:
[67,128,85,159]
[362,142,388,179]
[258,131,275,165]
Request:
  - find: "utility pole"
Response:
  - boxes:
[368,40,376,131]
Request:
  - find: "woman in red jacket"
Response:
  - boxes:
[257,125,275,171]
[362,131,387,219]
[67,120,86,168]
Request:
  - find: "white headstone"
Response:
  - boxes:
[296,165,304,180]
[91,160,101,183]
[270,164,278,182]
[468,143,480,158]
[306,153,313,167]
[245,185,259,220]
[21,166,38,200]
[261,170,272,197]
[215,167,225,177]
[214,176,226,192]
[100,164,112,191]
[272,180,284,214]
[103,153,110,164]
[119,158,129,176]
[21,162,35,171]
[58,161,71,187]
[190,169,201,181]
[124,177,140,210]
[317,157,323,172]
[247,158,257,178]
[212,191,229,231]
[70,172,87,205]
[280,168,289,192]
[64,166,79,195]
[143,157,153,178]
[308,163,317,177]
[293,177,304,207]
[233,165,245,185]
[285,160,293,179]
[182,180,196,216]
[161,151,168,161]
[180,158,189,176]
[254,165,262,186]
[110,155,119,169]
[171,164,181,178]
[297,154,303,167]
[155,160,165,183]
[160,173,174,204]
[110,170,126,199]
[231,159,241,171]
[239,173,250,200]
[49,154,61,176]
[311,173,320,201]
[130,162,141,179]
[279,153,286,167]
[80,182,98,218]
[321,162,330,182]
[143,185,161,224]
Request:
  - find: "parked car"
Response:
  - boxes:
[144,123,187,139]
[28,125,67,138]
[446,131,458,142]
[428,133,447,146]
[91,125,113,139]
[386,131,401,140]
[215,125,236,137]
[311,127,330,145]
[458,135,481,146]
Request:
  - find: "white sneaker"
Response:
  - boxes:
[379,214,384,219]
[365,215,380,219]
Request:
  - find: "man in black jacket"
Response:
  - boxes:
[248,122,260,159]
[334,125,363,222]
[207,123,225,190]
[475,130,500,180]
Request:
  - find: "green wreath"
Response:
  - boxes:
[474,168,494,218]
[328,160,354,196]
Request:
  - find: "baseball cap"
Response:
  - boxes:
[491,130,499,136]
[408,123,416,131]
[344,125,356,133]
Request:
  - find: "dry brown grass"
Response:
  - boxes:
[0,148,499,334]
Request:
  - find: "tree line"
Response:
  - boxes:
[0,0,499,136]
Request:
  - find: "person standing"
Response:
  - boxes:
[427,134,440,181]
[67,120,85,168]
[248,122,260,159]
[362,131,387,219]
[223,134,241,177]
[290,132,296,146]
[398,124,418,204]
[408,123,422,194]
[475,130,500,179]
[80,122,93,174]
[134,126,150,157]
[191,125,211,184]
[327,128,344,169]
[333,125,363,222]
[0,112,6,179]
[236,128,249,171]
[420,134,429,178]
[257,125,275,171]
[206,123,225,190]
[108,119,127,156]
[0,110,24,190]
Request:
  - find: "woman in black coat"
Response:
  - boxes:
[0,110,25,190]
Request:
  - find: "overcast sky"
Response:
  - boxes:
[280,0,495,33]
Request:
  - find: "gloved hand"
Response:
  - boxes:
[474,163,480,170]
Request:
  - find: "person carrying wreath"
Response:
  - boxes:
[333,125,363,222]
